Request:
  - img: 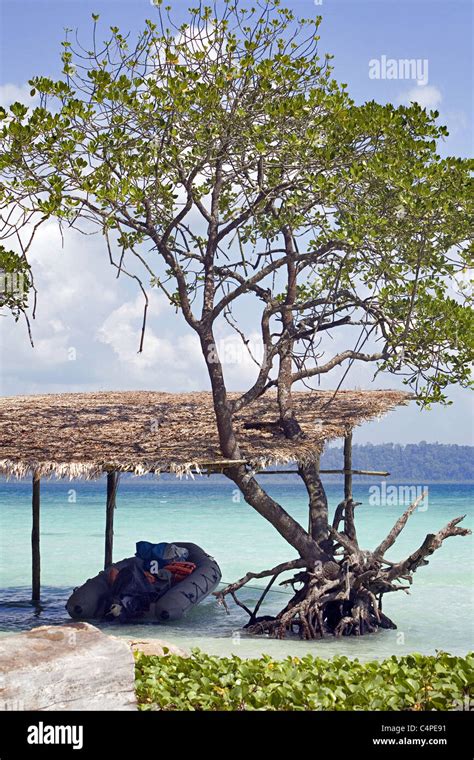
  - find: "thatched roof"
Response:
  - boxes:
[0,389,411,479]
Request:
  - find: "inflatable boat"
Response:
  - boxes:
[66,542,221,623]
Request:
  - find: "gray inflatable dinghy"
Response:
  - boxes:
[66,542,221,623]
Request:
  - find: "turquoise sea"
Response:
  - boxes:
[0,478,472,660]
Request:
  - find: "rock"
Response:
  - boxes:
[0,622,136,711]
[125,637,188,657]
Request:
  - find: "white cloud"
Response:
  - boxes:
[399,84,442,110]
[98,292,167,366]
[0,221,124,392]
[0,83,38,109]
[97,296,269,390]
[97,291,208,386]
[443,109,468,137]
[26,222,118,318]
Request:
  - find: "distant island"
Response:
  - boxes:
[320,442,474,483]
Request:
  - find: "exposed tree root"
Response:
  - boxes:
[214,495,471,639]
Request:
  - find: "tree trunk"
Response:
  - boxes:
[199,235,472,639]
[298,456,330,546]
[199,328,321,560]
[228,464,322,560]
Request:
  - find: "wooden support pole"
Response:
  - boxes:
[343,431,358,544]
[104,471,118,570]
[31,471,41,603]
[343,431,353,501]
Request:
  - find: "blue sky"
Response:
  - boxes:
[0,0,472,445]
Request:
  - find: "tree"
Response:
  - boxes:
[0,1,472,637]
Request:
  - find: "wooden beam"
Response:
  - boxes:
[232,468,390,476]
[104,472,118,569]
[101,463,389,477]
[31,471,41,603]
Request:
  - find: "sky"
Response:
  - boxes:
[0,0,472,445]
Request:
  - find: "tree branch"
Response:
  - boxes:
[374,490,428,557]
[385,515,471,581]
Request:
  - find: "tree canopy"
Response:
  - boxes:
[0,0,472,405]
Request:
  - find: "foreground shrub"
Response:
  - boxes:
[135,649,473,711]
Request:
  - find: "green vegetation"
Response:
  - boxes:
[135,649,474,711]
[0,245,30,316]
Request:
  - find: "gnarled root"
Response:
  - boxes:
[215,507,470,640]
[245,579,395,640]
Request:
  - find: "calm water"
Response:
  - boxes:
[0,478,472,660]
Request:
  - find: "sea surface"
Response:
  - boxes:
[0,478,472,660]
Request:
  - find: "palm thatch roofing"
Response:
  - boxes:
[0,389,412,479]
